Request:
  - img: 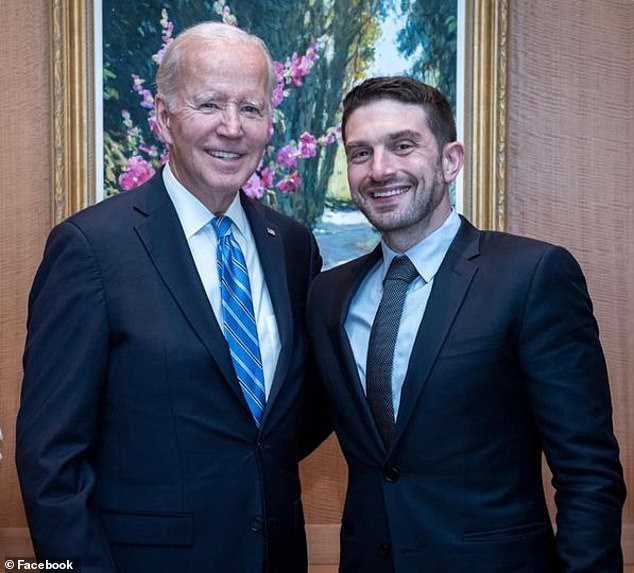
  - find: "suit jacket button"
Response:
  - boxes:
[379,542,391,558]
[384,467,399,482]
[249,517,263,532]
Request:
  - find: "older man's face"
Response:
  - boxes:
[156,38,271,214]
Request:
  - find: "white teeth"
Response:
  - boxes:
[371,187,408,198]
[210,151,241,160]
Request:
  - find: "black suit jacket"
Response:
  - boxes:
[307,217,625,572]
[17,172,327,572]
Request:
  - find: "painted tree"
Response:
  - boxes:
[396,0,457,110]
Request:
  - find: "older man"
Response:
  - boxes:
[17,22,327,573]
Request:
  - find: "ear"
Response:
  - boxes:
[441,141,465,184]
[154,94,174,145]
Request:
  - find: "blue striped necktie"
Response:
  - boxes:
[212,216,265,425]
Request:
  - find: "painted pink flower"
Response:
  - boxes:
[289,53,311,86]
[242,173,265,199]
[118,156,155,191]
[161,23,174,45]
[298,132,318,158]
[274,61,285,81]
[276,144,298,169]
[148,114,161,139]
[318,126,340,146]
[139,143,158,157]
[277,171,302,193]
[306,41,320,62]
[271,62,286,108]
[132,75,155,110]
[272,83,285,108]
[156,9,174,59]
[260,167,275,188]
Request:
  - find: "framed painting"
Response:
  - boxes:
[52,0,508,255]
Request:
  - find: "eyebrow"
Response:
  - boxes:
[345,129,423,152]
[192,92,267,107]
[387,129,423,142]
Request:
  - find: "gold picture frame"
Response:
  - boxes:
[52,0,508,230]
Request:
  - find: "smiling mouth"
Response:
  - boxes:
[369,186,410,199]
[209,150,243,161]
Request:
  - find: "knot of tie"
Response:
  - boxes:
[211,215,233,240]
[385,255,418,284]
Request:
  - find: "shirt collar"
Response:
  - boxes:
[162,163,248,239]
[380,210,461,283]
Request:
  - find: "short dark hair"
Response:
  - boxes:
[341,76,457,151]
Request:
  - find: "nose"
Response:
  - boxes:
[369,148,395,181]
[217,105,243,137]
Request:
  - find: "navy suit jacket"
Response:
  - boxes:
[17,172,327,572]
[306,217,625,572]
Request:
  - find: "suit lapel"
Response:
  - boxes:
[132,176,243,405]
[332,246,389,450]
[392,218,480,445]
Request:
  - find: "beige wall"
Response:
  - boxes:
[507,1,633,561]
[1,0,632,568]
[1,0,52,554]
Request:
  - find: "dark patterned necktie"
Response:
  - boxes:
[212,216,265,425]
[366,255,419,445]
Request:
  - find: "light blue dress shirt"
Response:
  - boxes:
[344,210,461,420]
[162,164,281,397]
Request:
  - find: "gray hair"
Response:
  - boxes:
[156,22,277,110]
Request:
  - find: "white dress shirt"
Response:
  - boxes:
[344,210,461,419]
[163,164,281,397]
